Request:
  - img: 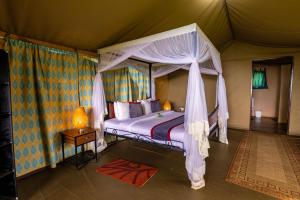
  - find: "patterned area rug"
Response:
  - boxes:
[96,159,158,187]
[226,132,300,200]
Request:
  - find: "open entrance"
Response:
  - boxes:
[250,56,293,134]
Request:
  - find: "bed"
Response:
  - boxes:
[104,107,219,151]
[94,24,228,189]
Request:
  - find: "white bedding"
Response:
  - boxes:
[104,110,217,149]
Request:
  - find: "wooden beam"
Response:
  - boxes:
[0,30,97,58]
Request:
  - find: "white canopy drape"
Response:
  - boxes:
[90,73,107,152]
[92,23,229,190]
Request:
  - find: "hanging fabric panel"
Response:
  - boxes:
[217,74,229,144]
[102,66,149,102]
[114,68,133,102]
[128,66,149,100]
[5,39,79,176]
[91,73,107,153]
[78,55,97,109]
[101,70,115,101]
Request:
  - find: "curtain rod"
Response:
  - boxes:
[0,31,97,58]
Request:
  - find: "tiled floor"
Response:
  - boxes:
[17,129,275,200]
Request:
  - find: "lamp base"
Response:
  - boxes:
[79,128,85,134]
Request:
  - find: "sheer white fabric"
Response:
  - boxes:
[150,61,217,99]
[91,73,107,152]
[217,74,229,144]
[105,59,149,74]
[99,44,149,72]
[151,64,188,99]
[184,62,209,189]
[95,24,229,189]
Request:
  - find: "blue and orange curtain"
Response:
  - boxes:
[78,55,97,108]
[5,39,96,176]
[102,66,149,102]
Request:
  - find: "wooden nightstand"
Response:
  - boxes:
[60,127,97,169]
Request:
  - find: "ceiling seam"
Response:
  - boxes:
[224,0,235,40]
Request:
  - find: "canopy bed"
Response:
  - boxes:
[92,23,229,190]
[104,105,219,150]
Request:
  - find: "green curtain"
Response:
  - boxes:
[102,66,149,102]
[253,69,268,89]
[5,39,96,176]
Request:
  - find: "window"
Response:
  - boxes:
[252,69,268,89]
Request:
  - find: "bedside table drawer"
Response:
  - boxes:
[76,133,95,145]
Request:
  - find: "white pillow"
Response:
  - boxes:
[113,102,120,119]
[115,102,130,120]
[141,100,152,115]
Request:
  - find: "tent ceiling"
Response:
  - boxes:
[227,0,300,47]
[1,0,300,51]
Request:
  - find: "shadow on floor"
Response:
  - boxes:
[250,117,287,134]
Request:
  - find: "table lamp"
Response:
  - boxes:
[163,100,171,111]
[73,107,88,133]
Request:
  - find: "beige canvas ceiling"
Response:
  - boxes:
[1,0,300,51]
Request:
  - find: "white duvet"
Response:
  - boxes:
[104,110,216,149]
[104,111,185,148]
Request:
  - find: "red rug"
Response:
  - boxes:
[96,159,158,187]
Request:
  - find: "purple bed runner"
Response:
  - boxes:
[150,115,184,141]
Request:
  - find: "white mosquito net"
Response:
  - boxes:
[92,23,229,190]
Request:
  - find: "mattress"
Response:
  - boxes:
[104,110,217,150]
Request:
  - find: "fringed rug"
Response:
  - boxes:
[96,159,158,187]
[226,132,300,200]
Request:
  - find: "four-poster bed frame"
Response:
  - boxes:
[92,23,229,190]
[104,105,220,152]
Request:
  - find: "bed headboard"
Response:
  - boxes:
[106,101,115,120]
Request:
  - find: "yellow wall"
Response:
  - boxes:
[222,60,252,130]
[252,65,281,118]
[222,41,300,135]
[278,65,291,123]
[155,69,217,113]
[155,75,169,104]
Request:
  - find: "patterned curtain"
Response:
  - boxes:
[78,55,97,107]
[78,55,97,126]
[128,66,149,100]
[102,66,149,102]
[101,70,115,101]
[5,39,96,176]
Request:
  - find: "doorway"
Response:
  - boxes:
[250,56,293,134]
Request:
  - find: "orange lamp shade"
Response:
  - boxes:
[73,107,88,129]
[163,100,171,111]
